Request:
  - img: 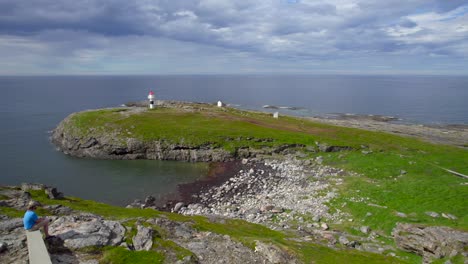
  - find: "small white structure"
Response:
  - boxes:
[148,91,155,109]
[273,112,279,119]
[217,100,224,107]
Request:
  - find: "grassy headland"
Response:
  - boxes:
[65,104,467,223]
[50,102,467,263]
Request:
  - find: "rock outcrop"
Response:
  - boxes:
[132,225,153,251]
[51,119,233,162]
[393,223,468,263]
[49,215,126,249]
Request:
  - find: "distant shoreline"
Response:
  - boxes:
[305,115,467,148]
[127,100,468,148]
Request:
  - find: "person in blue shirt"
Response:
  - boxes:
[23,201,54,239]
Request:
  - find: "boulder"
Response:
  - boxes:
[425,211,440,218]
[173,202,185,213]
[441,213,457,220]
[317,143,352,152]
[320,223,329,230]
[44,205,74,215]
[20,192,31,201]
[0,218,23,232]
[0,241,7,253]
[21,183,44,192]
[393,223,468,262]
[339,236,350,246]
[360,226,371,234]
[133,225,153,251]
[144,196,156,207]
[395,212,407,218]
[45,187,64,200]
[173,223,194,239]
[254,241,298,264]
[49,215,125,249]
[0,219,28,263]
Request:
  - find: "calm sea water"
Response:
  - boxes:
[1,75,467,205]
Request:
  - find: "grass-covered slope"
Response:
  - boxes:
[51,103,467,263]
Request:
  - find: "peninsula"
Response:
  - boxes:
[1,101,467,263]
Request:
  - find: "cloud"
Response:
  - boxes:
[0,0,466,74]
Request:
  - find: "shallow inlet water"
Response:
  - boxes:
[1,75,467,206]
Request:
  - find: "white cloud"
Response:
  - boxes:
[0,0,466,74]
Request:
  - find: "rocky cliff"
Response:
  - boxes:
[51,109,233,162]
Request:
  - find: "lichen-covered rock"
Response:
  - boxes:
[0,218,23,232]
[255,241,299,264]
[132,225,153,251]
[0,217,28,264]
[177,232,284,264]
[393,223,468,262]
[45,187,64,200]
[49,215,125,249]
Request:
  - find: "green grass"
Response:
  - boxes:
[298,241,409,264]
[0,206,23,217]
[152,238,195,261]
[29,190,163,220]
[326,149,467,234]
[100,247,165,264]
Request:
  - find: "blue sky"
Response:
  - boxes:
[0,0,467,75]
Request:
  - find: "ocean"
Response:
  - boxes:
[1,75,467,205]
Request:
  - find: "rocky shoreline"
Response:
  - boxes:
[176,157,344,227]
[125,155,468,263]
[306,115,468,148]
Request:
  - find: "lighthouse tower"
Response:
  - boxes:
[148,91,155,109]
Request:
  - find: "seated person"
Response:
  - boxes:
[23,201,54,239]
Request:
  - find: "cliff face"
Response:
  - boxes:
[50,108,308,162]
[51,113,234,162]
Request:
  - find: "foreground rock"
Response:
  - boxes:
[0,185,299,264]
[49,215,125,249]
[0,216,28,264]
[393,223,468,263]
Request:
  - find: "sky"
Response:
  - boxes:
[0,0,467,75]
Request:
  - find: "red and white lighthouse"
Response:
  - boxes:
[148,91,155,109]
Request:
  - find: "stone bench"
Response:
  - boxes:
[26,230,52,264]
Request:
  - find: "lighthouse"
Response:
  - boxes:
[148,91,155,109]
